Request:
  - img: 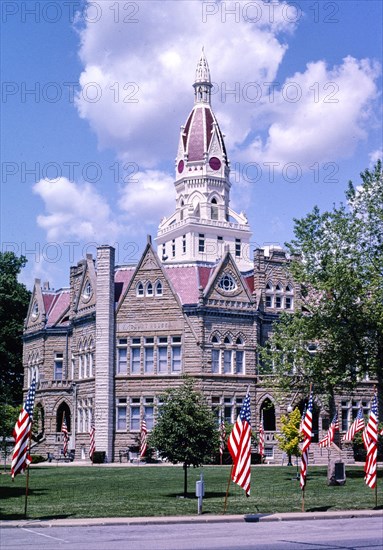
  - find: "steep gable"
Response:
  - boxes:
[203,253,255,309]
[24,279,48,332]
[73,254,97,316]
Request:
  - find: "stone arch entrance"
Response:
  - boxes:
[260,397,276,431]
[56,402,71,433]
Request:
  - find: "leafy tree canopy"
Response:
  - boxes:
[261,161,383,399]
[0,252,30,405]
[275,408,302,459]
[149,378,219,495]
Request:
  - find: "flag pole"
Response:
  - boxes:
[223,464,234,514]
[24,428,33,518]
[301,383,312,513]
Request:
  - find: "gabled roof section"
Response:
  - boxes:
[204,252,254,304]
[45,289,70,327]
[25,279,47,331]
[74,255,97,314]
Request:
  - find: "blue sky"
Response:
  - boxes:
[1,0,382,289]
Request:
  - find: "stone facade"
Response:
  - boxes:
[23,53,378,464]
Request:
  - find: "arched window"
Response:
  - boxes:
[83,280,92,300]
[136,282,144,297]
[260,398,276,431]
[211,197,218,220]
[34,403,45,440]
[211,335,220,344]
[224,336,232,344]
[155,281,163,296]
[56,402,71,433]
[146,282,153,296]
[236,336,244,345]
[180,200,184,221]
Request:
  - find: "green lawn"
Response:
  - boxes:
[0,465,382,520]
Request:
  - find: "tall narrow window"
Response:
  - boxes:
[236,350,244,374]
[54,353,63,381]
[211,198,218,220]
[136,282,144,297]
[117,348,127,374]
[172,239,176,258]
[223,350,232,374]
[144,399,154,430]
[146,282,153,296]
[155,281,163,296]
[182,235,186,254]
[171,336,182,372]
[199,234,205,253]
[158,345,168,373]
[130,402,140,431]
[131,338,141,374]
[144,339,154,374]
[212,349,220,373]
[235,238,241,257]
[116,399,127,431]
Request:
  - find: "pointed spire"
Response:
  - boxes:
[193,48,212,104]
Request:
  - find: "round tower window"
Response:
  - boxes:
[178,160,184,173]
[209,157,221,170]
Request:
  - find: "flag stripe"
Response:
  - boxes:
[227,393,251,496]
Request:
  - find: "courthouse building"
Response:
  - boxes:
[23,53,371,463]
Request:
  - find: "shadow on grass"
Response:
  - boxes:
[165,491,227,499]
[0,487,48,500]
[307,506,333,512]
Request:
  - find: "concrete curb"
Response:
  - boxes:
[1,509,382,528]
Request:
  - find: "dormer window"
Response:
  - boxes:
[218,273,236,292]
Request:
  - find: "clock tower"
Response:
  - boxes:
[156,50,252,271]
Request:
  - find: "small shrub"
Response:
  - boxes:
[92,451,106,464]
[30,454,46,464]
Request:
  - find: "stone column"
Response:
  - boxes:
[95,245,115,461]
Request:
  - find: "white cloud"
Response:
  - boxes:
[118,170,175,230]
[238,56,380,171]
[33,177,121,242]
[369,149,383,166]
[74,0,292,166]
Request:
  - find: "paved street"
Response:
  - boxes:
[1,517,383,550]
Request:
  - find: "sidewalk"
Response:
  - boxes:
[2,509,383,528]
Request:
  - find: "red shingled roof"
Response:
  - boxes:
[115,267,135,304]
[45,290,70,327]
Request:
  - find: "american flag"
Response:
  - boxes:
[140,418,148,459]
[299,404,307,434]
[61,415,69,457]
[219,419,226,456]
[227,392,251,496]
[11,378,36,479]
[364,393,378,489]
[89,424,96,460]
[300,392,313,490]
[342,406,365,442]
[258,416,264,457]
[319,411,339,448]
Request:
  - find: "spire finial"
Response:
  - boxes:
[193,49,212,104]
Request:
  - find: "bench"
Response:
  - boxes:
[48,450,75,463]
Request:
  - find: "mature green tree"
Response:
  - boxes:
[275,408,302,467]
[149,378,219,496]
[261,161,383,400]
[0,252,30,405]
[0,403,19,469]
